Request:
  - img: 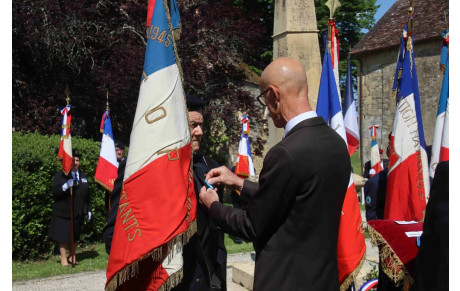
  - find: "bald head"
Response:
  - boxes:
[259,57,313,127]
[260,57,308,92]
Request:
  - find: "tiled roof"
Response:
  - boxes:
[350,0,448,56]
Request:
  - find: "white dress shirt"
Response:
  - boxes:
[283,111,318,138]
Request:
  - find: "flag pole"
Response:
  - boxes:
[325,0,341,55]
[106,90,110,111]
[407,0,414,36]
[65,87,75,269]
[106,90,111,211]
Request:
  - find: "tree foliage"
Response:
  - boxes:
[13,0,271,163]
[13,0,147,143]
[177,0,270,162]
[315,0,378,92]
[12,0,377,161]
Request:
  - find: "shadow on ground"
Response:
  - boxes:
[77,250,99,262]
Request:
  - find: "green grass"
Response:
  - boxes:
[13,231,254,282]
[364,228,370,239]
[224,233,255,254]
[12,244,109,282]
[351,148,362,176]
[221,203,255,254]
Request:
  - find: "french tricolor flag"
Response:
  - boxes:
[106,0,195,290]
[359,279,378,291]
[343,57,360,156]
[94,110,118,191]
[328,20,341,97]
[385,23,429,221]
[57,104,72,175]
[234,115,255,179]
[317,49,366,290]
[429,60,449,181]
[369,125,382,177]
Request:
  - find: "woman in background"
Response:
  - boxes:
[49,149,91,266]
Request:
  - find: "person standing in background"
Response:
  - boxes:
[115,140,126,164]
[49,149,91,266]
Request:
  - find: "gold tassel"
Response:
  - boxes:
[367,225,414,287]
[173,28,181,40]
[105,219,197,290]
[339,249,367,291]
[407,36,413,78]
[105,1,197,290]
[158,267,184,291]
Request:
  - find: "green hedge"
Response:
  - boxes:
[12,132,112,260]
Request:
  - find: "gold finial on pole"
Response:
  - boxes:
[326,0,341,20]
[65,85,70,105]
[325,0,341,52]
[106,90,110,111]
[408,0,414,34]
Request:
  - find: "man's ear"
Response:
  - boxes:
[268,85,280,110]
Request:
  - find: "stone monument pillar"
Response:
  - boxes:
[266,0,322,150]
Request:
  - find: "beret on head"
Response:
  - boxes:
[115,140,125,150]
[72,149,82,158]
[186,94,205,111]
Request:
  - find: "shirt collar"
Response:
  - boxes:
[283,111,317,138]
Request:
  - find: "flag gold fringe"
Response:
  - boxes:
[339,249,367,291]
[105,1,196,289]
[367,224,414,287]
[158,268,184,291]
[94,177,113,192]
[407,36,413,76]
[105,220,197,291]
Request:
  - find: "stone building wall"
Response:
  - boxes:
[358,39,444,166]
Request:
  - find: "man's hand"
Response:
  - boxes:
[199,186,219,209]
[206,166,244,191]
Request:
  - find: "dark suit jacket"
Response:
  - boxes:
[412,161,449,291]
[209,117,350,291]
[363,169,388,221]
[173,153,227,291]
[103,157,127,254]
[52,170,91,218]
[104,155,227,291]
[363,159,388,179]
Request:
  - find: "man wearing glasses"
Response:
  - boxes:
[199,57,350,290]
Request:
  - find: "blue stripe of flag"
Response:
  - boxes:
[104,111,115,140]
[142,0,176,80]
[316,51,342,122]
[399,35,427,151]
[392,25,407,100]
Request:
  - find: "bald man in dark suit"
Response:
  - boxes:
[199,57,350,290]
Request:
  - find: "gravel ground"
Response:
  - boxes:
[12,253,255,291]
[13,211,378,290]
